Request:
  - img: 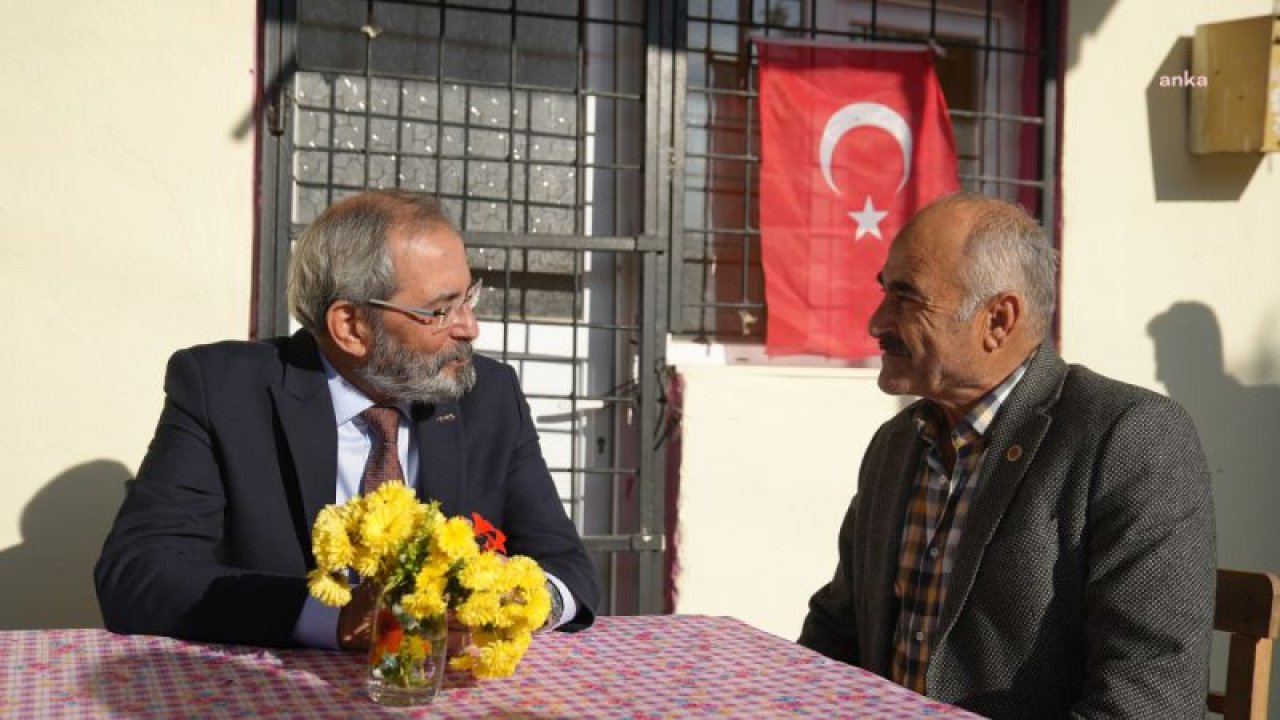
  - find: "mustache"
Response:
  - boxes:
[428,340,474,370]
[359,320,478,405]
[878,335,909,355]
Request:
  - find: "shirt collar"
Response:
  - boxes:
[318,350,411,427]
[912,351,1035,444]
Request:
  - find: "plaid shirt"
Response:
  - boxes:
[890,360,1030,693]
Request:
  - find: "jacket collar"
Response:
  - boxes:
[933,345,1069,645]
[270,331,339,547]
[411,399,466,516]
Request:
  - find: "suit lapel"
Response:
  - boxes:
[413,399,466,516]
[936,348,1068,641]
[864,410,926,674]
[270,331,338,535]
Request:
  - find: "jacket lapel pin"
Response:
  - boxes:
[1006,444,1023,462]
[435,412,457,423]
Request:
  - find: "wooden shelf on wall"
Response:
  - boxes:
[1190,9,1280,154]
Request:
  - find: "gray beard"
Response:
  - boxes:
[357,323,477,405]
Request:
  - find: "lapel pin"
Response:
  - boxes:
[435,412,457,423]
[1006,445,1023,462]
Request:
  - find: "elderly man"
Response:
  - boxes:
[96,190,597,649]
[798,193,1215,718]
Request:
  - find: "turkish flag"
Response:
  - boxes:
[757,39,959,359]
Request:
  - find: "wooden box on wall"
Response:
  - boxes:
[1190,12,1280,154]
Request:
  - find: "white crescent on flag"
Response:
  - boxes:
[818,102,913,240]
[818,102,913,194]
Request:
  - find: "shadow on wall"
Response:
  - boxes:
[1065,1,1119,73]
[1147,302,1280,572]
[1145,38,1263,202]
[1148,301,1280,719]
[0,460,129,629]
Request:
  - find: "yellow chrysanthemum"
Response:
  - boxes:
[450,624,536,676]
[358,498,415,559]
[413,550,450,582]
[435,516,479,563]
[309,486,544,679]
[471,634,531,678]
[307,568,352,607]
[503,555,547,592]
[365,480,416,509]
[471,628,500,647]
[402,634,429,663]
[458,551,504,591]
[498,589,550,631]
[402,574,448,620]
[343,501,364,535]
[386,489,422,528]
[312,506,355,572]
[414,561,448,587]
[456,589,503,628]
[522,588,552,629]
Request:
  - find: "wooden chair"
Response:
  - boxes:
[1209,568,1280,719]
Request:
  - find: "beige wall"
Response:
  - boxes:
[1064,0,1280,711]
[2,1,1276,708]
[0,3,256,628]
[1064,0,1280,562]
[670,362,901,639]
[674,0,1280,709]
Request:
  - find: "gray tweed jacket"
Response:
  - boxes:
[799,346,1215,719]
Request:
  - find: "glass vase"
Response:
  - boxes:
[443,628,479,689]
[366,590,448,706]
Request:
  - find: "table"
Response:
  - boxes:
[0,615,979,718]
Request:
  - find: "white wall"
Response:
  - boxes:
[0,3,256,628]
[671,362,902,639]
[2,4,1276,710]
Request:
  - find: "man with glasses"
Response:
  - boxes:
[95,190,597,649]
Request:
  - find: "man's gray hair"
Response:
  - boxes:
[944,193,1058,338]
[287,190,456,336]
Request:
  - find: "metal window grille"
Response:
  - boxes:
[672,0,1060,342]
[259,0,670,615]
[256,0,1058,614]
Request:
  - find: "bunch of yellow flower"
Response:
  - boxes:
[450,554,553,678]
[306,482,551,680]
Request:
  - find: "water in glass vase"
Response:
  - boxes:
[366,595,448,706]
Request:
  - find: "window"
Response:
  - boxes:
[260,0,667,615]
[675,0,1057,354]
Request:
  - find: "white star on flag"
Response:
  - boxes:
[849,195,888,241]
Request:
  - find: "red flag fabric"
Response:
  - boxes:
[757,40,959,359]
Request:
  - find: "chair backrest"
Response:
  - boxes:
[1208,568,1280,720]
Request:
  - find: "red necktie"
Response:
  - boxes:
[359,405,404,494]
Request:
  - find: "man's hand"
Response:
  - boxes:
[442,612,479,688]
[445,613,466,654]
[337,582,380,650]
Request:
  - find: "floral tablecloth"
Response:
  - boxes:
[0,614,979,718]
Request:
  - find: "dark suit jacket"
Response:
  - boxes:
[798,347,1215,719]
[95,331,598,646]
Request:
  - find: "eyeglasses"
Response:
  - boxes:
[362,279,483,333]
